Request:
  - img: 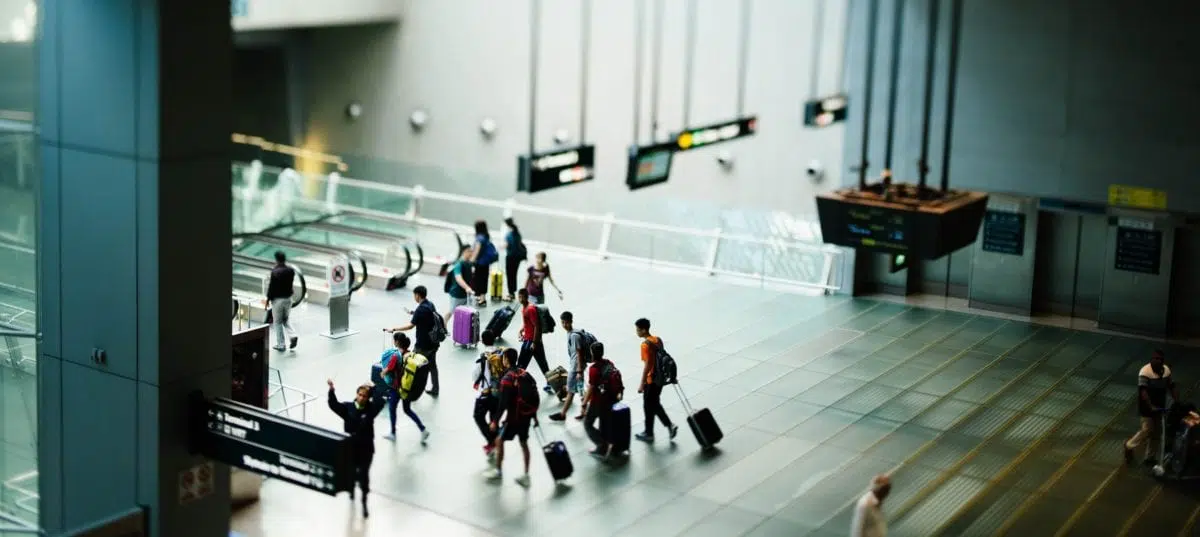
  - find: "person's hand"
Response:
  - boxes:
[382,328,392,333]
[637,384,645,394]
[489,422,498,432]
[327,379,334,389]
[557,290,564,300]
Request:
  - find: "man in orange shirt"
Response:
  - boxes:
[634,318,678,443]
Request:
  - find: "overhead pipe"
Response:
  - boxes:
[882,0,907,174]
[579,0,592,142]
[631,0,646,143]
[527,0,541,160]
[939,0,964,193]
[856,0,882,189]
[681,0,698,127]
[649,0,664,138]
[736,0,753,115]
[916,0,941,193]
[808,0,826,99]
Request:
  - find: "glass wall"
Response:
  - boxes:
[0,0,39,533]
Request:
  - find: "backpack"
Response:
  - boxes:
[380,349,403,390]
[536,305,556,334]
[510,232,527,261]
[595,360,624,399]
[427,304,448,344]
[477,236,499,265]
[400,352,430,402]
[508,369,540,417]
[573,329,598,363]
[646,338,678,385]
[475,348,506,392]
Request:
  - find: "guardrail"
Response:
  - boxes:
[268,367,316,422]
[1,470,39,534]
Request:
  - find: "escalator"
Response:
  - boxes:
[232,235,367,303]
[268,221,422,290]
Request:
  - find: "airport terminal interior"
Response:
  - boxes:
[4,0,1200,536]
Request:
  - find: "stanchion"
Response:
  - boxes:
[321,254,358,339]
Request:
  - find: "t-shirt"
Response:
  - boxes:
[526,264,550,297]
[640,335,662,385]
[505,230,525,259]
[411,300,439,350]
[849,491,887,537]
[267,265,295,300]
[448,261,468,299]
[520,303,540,342]
[588,359,619,406]
[567,330,586,372]
[1138,363,1175,417]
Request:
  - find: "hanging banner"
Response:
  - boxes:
[803,94,848,128]
[516,145,596,194]
[625,141,676,191]
[674,116,757,152]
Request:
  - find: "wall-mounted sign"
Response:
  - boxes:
[675,116,757,152]
[1114,227,1162,275]
[193,397,353,496]
[1108,184,1167,211]
[980,210,1026,256]
[803,94,848,128]
[517,145,596,194]
[625,142,676,191]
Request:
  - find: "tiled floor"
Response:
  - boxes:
[225,252,1198,537]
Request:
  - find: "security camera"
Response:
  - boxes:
[716,150,734,170]
[805,160,825,180]
[553,129,571,146]
[479,118,497,138]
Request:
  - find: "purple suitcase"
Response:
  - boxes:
[452,306,480,348]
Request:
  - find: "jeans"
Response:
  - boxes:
[584,403,612,450]
[474,394,499,443]
[415,346,439,393]
[642,384,673,436]
[505,255,523,296]
[270,298,295,348]
[517,340,550,376]
[387,390,425,433]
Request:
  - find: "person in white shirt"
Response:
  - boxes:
[850,474,891,537]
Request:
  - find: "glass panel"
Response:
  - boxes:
[0,0,39,530]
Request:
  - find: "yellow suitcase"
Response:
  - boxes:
[489,271,504,300]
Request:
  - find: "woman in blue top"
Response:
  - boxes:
[502,217,527,301]
[470,220,499,307]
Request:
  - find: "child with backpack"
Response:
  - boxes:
[635,318,678,443]
[486,348,539,487]
[474,329,505,458]
[379,332,431,443]
[583,341,626,459]
[549,311,597,422]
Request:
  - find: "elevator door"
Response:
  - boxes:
[1169,228,1200,337]
[1032,211,1108,320]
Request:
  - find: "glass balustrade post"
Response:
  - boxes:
[597,213,615,259]
[705,228,722,275]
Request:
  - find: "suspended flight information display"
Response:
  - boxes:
[517,145,597,194]
[803,94,848,128]
[674,116,757,152]
[625,142,676,191]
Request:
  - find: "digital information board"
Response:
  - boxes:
[844,205,912,252]
[1114,227,1162,275]
[625,142,676,191]
[674,116,757,152]
[194,397,353,496]
[980,210,1026,256]
[516,145,596,194]
[803,94,848,128]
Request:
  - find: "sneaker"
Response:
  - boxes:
[515,474,531,488]
[484,468,502,481]
[669,424,679,440]
[543,385,554,394]
[272,346,286,352]
[589,447,610,460]
[421,429,431,443]
[426,389,439,397]
[383,433,396,441]
[635,432,654,443]
[289,336,298,349]
[1124,446,1134,465]
[362,501,369,519]
[549,413,566,422]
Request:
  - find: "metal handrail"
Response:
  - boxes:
[232,255,308,307]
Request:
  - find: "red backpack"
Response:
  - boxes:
[505,369,540,417]
[595,360,623,399]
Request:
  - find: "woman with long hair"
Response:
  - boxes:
[470,219,498,307]
[502,217,527,301]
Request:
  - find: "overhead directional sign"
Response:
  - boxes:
[674,116,757,152]
[803,94,848,128]
[193,396,354,496]
[625,141,676,191]
[517,145,596,194]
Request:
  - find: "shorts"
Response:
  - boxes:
[566,369,584,394]
[499,418,532,442]
[449,296,469,311]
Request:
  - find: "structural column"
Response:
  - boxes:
[37,1,231,535]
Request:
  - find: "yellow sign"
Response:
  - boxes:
[1108,184,1167,210]
[676,132,693,150]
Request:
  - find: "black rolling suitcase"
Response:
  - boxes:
[673,385,723,450]
[486,306,516,339]
[535,422,574,481]
[607,402,632,455]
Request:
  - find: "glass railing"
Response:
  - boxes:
[232,158,847,293]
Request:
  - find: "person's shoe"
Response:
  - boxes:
[574,414,585,421]
[362,501,369,519]
[383,433,396,441]
[515,474,531,488]
[484,468,502,481]
[349,488,355,501]
[272,346,286,352]
[426,389,439,397]
[1124,446,1134,465]
[635,432,654,443]
[548,413,566,421]
[589,447,610,460]
[289,336,298,349]
[543,385,554,394]
[669,424,679,440]
[421,429,431,443]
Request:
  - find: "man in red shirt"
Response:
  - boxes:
[582,341,624,458]
[516,289,552,389]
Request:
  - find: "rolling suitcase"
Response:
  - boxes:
[452,306,480,348]
[674,384,723,450]
[489,271,505,301]
[535,424,574,481]
[546,366,568,400]
[607,402,632,455]
[486,305,516,339]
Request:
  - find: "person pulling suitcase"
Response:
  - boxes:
[634,318,678,443]
[582,342,629,460]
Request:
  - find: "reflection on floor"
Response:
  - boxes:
[231,254,1200,537]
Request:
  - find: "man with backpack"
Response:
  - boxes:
[387,285,445,396]
[549,311,595,422]
[486,348,538,487]
[515,289,552,391]
[379,332,431,443]
[474,329,505,459]
[582,341,625,459]
[635,318,678,443]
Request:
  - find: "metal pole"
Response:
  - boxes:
[939,0,964,192]
[528,0,541,159]
[632,0,645,143]
[916,0,941,191]
[650,0,664,138]
[882,0,906,172]
[808,0,826,99]
[737,0,753,115]
[682,0,698,128]
[835,0,852,91]
[579,0,592,143]
[858,0,882,189]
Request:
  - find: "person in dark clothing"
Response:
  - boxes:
[469,220,498,307]
[327,379,386,518]
[502,217,527,301]
[267,250,298,351]
[474,329,503,459]
[387,285,441,396]
[635,318,678,443]
[485,348,534,487]
[1125,349,1181,465]
[583,342,623,459]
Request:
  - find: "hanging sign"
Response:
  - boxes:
[516,145,596,194]
[675,116,757,152]
[625,142,676,191]
[803,94,848,128]
[327,255,350,298]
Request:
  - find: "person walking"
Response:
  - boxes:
[486,348,537,487]
[470,220,499,307]
[502,217,527,302]
[444,245,475,324]
[1124,349,1180,466]
[379,332,430,443]
[523,252,563,305]
[326,379,386,518]
[850,475,891,537]
[267,250,298,351]
[515,289,552,387]
[387,285,443,396]
[549,311,592,421]
[583,342,623,459]
[634,318,678,443]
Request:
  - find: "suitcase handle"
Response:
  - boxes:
[672,384,696,417]
[532,417,547,446]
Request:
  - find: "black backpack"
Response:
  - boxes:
[647,338,678,385]
[425,303,447,344]
[574,329,598,362]
[536,306,556,334]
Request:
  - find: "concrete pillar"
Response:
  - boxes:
[37,0,231,535]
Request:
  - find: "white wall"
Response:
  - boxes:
[301,0,850,219]
[231,0,407,32]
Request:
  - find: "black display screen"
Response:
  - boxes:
[625,142,675,191]
[516,145,596,194]
[803,94,848,128]
[980,210,1026,256]
[1114,227,1162,275]
[197,398,353,495]
[675,116,757,152]
[844,205,911,251]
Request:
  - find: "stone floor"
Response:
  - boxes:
[213,252,1200,536]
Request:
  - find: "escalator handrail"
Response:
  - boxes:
[328,208,466,266]
[302,221,420,278]
[237,233,368,293]
[232,297,239,320]
[411,242,425,277]
[232,254,308,307]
